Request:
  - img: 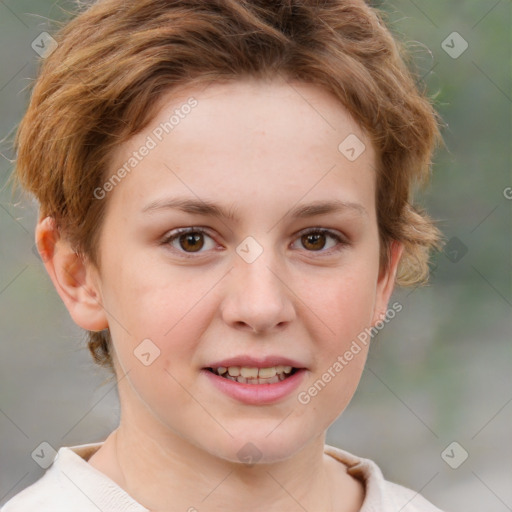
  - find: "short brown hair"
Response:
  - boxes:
[13,0,444,371]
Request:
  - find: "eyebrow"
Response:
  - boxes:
[141,196,368,221]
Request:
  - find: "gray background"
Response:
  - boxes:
[1,0,511,510]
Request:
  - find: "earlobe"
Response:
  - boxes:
[35,216,109,332]
[371,240,404,326]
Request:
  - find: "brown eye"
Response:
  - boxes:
[163,228,216,256]
[294,228,348,254]
[301,232,327,251]
[178,232,204,252]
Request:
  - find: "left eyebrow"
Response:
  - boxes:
[141,196,368,222]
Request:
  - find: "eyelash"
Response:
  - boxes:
[161,227,349,259]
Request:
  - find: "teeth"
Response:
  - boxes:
[212,365,296,382]
[227,366,240,377]
[258,367,276,378]
[240,367,258,378]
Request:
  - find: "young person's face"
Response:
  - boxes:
[63,78,401,463]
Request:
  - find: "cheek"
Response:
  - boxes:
[298,301,370,430]
[293,261,375,417]
[102,259,213,374]
[99,252,186,333]
[299,261,378,342]
[331,278,376,337]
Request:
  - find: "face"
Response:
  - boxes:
[59,78,400,464]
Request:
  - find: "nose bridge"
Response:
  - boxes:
[221,241,295,333]
[240,250,281,300]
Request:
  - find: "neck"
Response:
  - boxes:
[116,426,331,512]
[89,422,363,512]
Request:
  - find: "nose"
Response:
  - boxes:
[220,253,296,334]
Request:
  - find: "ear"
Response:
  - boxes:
[35,216,108,331]
[371,240,404,326]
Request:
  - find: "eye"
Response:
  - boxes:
[162,227,216,256]
[292,228,348,254]
[161,227,349,258]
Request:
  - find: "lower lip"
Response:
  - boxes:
[202,368,307,405]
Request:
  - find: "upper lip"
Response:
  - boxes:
[205,355,307,369]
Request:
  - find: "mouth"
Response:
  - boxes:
[205,365,300,384]
[202,355,308,404]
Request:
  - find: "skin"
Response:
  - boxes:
[37,77,403,512]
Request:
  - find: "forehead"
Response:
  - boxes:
[151,77,368,148]
[104,78,377,223]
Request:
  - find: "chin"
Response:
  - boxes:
[203,426,314,466]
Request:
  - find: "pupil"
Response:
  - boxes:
[181,233,204,252]
[303,233,325,251]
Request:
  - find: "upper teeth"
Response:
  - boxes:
[216,365,293,378]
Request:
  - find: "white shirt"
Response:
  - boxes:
[1,443,444,511]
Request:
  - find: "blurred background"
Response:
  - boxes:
[0,1,510,510]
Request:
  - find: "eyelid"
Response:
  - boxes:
[161,226,218,258]
[295,226,349,243]
[292,227,350,253]
[161,226,350,258]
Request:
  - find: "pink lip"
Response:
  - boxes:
[202,368,307,405]
[205,355,306,369]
